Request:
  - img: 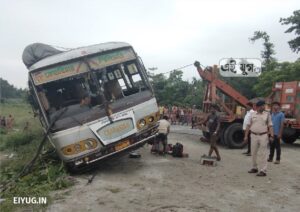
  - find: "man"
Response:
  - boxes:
[268,102,285,164]
[156,115,171,154]
[80,93,91,108]
[159,105,164,119]
[242,102,255,156]
[244,100,274,177]
[6,114,14,130]
[203,104,221,161]
[191,105,197,129]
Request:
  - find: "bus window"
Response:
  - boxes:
[40,74,104,121]
[97,62,148,99]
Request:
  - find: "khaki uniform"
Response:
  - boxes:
[248,111,272,173]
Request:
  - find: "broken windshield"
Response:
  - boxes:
[35,59,149,122]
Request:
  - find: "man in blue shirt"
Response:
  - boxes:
[268,102,285,164]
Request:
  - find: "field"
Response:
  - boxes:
[0,101,74,212]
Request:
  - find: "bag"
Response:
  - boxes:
[172,143,183,157]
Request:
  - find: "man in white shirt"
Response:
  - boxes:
[243,102,255,156]
[157,116,171,154]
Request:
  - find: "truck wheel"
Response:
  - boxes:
[282,128,297,144]
[224,123,245,149]
[220,125,229,146]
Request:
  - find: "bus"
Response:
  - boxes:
[24,42,159,172]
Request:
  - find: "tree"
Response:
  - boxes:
[253,60,300,97]
[222,77,258,99]
[0,78,27,100]
[250,31,276,69]
[280,10,300,53]
[149,70,204,108]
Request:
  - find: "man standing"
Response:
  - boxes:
[244,100,274,177]
[268,102,285,164]
[242,102,255,156]
[157,115,171,154]
[203,104,221,161]
[191,105,197,129]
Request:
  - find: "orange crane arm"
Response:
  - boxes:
[194,61,249,108]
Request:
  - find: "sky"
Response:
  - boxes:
[0,0,299,88]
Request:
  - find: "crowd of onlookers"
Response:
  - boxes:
[158,105,200,128]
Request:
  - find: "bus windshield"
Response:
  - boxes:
[36,59,149,122]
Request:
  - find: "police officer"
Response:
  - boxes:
[244,100,274,177]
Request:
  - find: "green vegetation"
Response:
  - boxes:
[280,9,300,53]
[0,78,27,101]
[149,70,204,108]
[0,101,74,212]
[250,31,276,67]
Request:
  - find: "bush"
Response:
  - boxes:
[0,131,41,151]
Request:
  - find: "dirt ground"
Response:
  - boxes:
[47,126,300,212]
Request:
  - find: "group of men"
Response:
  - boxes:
[155,100,285,177]
[203,100,284,177]
[243,100,284,176]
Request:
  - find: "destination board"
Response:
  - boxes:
[31,48,136,85]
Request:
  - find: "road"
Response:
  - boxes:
[47,126,300,212]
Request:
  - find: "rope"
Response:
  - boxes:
[149,62,208,76]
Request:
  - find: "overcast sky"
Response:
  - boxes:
[0,0,299,88]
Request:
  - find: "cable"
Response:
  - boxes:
[149,62,209,76]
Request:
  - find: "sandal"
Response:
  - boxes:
[248,168,258,173]
[256,171,267,177]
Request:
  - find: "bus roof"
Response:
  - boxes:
[29,42,132,72]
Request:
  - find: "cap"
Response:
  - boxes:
[256,100,265,107]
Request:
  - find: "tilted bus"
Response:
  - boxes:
[23,42,159,171]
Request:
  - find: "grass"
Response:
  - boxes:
[0,100,74,212]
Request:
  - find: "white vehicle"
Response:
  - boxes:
[24,42,159,172]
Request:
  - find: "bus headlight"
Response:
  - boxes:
[148,116,154,123]
[138,119,146,128]
[61,138,98,156]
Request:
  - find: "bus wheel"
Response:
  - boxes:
[282,128,297,144]
[224,123,245,149]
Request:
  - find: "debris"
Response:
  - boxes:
[87,173,97,185]
[200,154,217,166]
[129,152,141,158]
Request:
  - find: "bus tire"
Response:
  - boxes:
[224,123,245,149]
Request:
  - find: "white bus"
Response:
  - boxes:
[24,42,159,172]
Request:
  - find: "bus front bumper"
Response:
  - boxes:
[65,130,158,172]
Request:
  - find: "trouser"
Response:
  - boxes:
[247,132,251,153]
[269,135,281,161]
[156,133,167,153]
[208,133,221,159]
[251,133,269,173]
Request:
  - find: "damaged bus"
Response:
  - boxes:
[23,42,159,172]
